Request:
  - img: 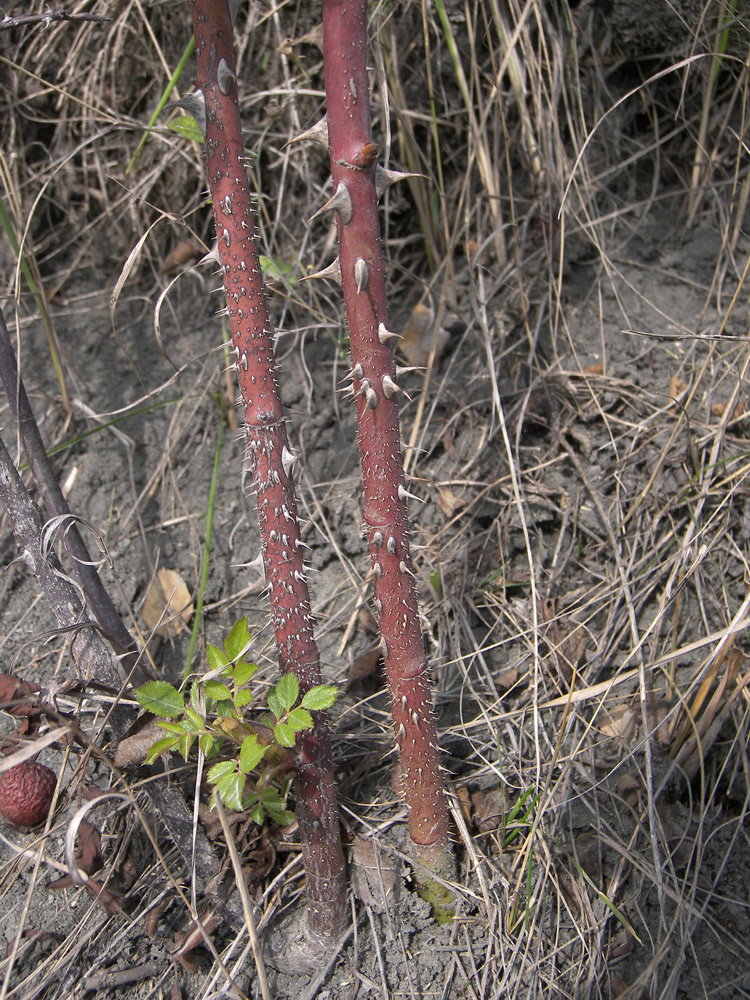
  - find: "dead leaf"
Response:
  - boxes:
[399,303,449,368]
[351,836,400,912]
[711,400,745,420]
[668,375,688,412]
[495,665,519,689]
[345,645,381,690]
[357,607,378,635]
[600,704,638,745]
[648,698,672,747]
[0,674,40,716]
[617,773,641,809]
[436,487,467,518]
[455,785,472,825]
[470,786,507,834]
[173,909,221,971]
[114,719,170,769]
[160,239,203,275]
[76,819,104,876]
[141,569,194,638]
[611,976,649,999]
[582,363,604,375]
[465,238,479,262]
[538,598,591,686]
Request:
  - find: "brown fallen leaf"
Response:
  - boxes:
[582,363,604,375]
[616,773,641,809]
[160,239,203,275]
[668,374,688,413]
[599,704,638,745]
[455,784,472,825]
[114,718,171,769]
[351,836,400,912]
[470,785,507,835]
[0,674,40,716]
[173,909,221,972]
[141,568,194,638]
[436,486,467,519]
[345,645,381,690]
[538,597,591,687]
[710,400,745,420]
[399,303,449,369]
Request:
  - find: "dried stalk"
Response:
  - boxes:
[188,0,347,958]
[317,0,454,906]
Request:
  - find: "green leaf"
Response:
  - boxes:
[206,643,230,673]
[157,721,188,734]
[225,617,252,661]
[261,787,295,826]
[203,680,232,701]
[145,736,178,764]
[215,699,236,718]
[234,660,257,687]
[135,681,184,718]
[239,734,268,773]
[286,708,313,732]
[182,705,205,731]
[273,673,299,712]
[274,722,296,748]
[300,685,338,712]
[267,689,283,720]
[168,114,205,144]
[235,688,252,709]
[216,771,245,811]
[265,802,296,826]
[207,760,237,784]
[177,732,194,761]
[199,733,215,757]
[250,801,264,824]
[259,255,296,285]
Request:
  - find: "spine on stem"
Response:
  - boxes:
[189,0,346,951]
[317,0,454,904]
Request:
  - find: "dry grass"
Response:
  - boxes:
[1,0,750,998]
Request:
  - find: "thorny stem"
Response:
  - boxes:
[189,0,347,955]
[320,0,455,899]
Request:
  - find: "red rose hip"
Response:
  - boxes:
[0,761,57,827]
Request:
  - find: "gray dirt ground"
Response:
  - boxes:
[2,198,749,1000]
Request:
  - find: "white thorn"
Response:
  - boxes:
[386,536,397,555]
[395,365,424,377]
[199,243,221,267]
[168,90,207,137]
[299,258,342,286]
[398,484,424,504]
[364,386,378,410]
[374,165,423,199]
[281,445,296,479]
[381,374,411,401]
[378,323,402,345]
[372,531,383,548]
[399,560,416,578]
[354,258,369,292]
[217,57,235,95]
[286,115,329,148]
[351,362,363,379]
[309,181,353,226]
